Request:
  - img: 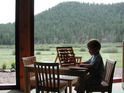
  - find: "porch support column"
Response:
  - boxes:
[16,0,34,91]
[122,41,124,89]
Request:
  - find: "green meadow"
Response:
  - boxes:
[0,43,123,68]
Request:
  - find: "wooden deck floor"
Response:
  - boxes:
[0,82,123,93]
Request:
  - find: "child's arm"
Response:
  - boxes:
[80,64,92,68]
[79,62,92,68]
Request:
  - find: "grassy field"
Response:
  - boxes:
[0,43,123,68]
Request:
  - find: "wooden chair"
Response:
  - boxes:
[86,59,117,93]
[55,47,82,67]
[22,56,36,90]
[34,62,68,93]
[55,47,82,93]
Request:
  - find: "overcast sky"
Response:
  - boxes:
[0,0,124,24]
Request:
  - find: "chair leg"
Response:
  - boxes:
[86,91,92,93]
[65,87,67,93]
[36,89,40,93]
[86,90,88,93]
[108,90,112,93]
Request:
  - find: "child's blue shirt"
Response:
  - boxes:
[86,54,105,83]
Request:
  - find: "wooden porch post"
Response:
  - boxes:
[16,0,34,91]
[122,40,124,89]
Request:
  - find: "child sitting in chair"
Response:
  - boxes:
[75,39,105,93]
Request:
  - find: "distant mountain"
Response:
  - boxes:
[34,2,124,44]
[0,2,124,45]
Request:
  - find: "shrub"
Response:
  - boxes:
[102,47,118,53]
[2,62,7,69]
[35,48,50,51]
[51,52,55,55]
[80,47,86,52]
[11,62,16,69]
[36,51,41,55]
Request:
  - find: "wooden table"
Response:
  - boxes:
[24,64,88,93]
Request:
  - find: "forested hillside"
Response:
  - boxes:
[0,2,124,45]
[0,23,15,45]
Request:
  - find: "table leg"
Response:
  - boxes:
[24,68,30,93]
[68,81,72,93]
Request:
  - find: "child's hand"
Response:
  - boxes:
[79,62,87,67]
[84,73,90,79]
[79,64,84,67]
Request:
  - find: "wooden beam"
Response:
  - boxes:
[16,0,34,91]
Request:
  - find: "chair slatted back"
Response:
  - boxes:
[34,62,60,92]
[103,59,116,88]
[56,47,76,67]
[22,56,36,77]
[75,57,82,63]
